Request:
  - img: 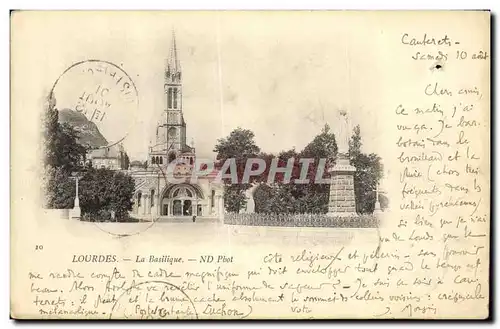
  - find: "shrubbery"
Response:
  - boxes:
[215,124,386,215]
[42,93,136,222]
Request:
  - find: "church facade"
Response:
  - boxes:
[129,33,224,220]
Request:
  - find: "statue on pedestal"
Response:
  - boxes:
[327,109,357,218]
[337,109,350,156]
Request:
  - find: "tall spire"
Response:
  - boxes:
[167,29,181,77]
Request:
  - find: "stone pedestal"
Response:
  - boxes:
[373,200,382,215]
[327,154,357,217]
[70,176,82,220]
[70,196,81,220]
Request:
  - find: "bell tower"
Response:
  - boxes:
[165,29,182,112]
[155,30,187,160]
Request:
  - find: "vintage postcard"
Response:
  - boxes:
[10,11,490,319]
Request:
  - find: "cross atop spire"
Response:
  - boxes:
[166,29,181,81]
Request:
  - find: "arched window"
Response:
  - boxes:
[167,88,173,108]
[151,190,155,207]
[190,157,194,165]
[152,157,156,164]
[137,191,142,207]
[173,88,178,109]
[159,157,163,164]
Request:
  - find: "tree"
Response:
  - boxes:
[42,93,87,209]
[254,184,299,214]
[253,184,274,213]
[121,152,130,170]
[349,124,362,161]
[216,123,385,215]
[352,153,383,213]
[267,184,298,214]
[223,184,247,213]
[79,168,135,220]
[214,127,261,213]
[43,166,75,209]
[214,127,261,183]
[214,127,261,162]
[254,152,275,184]
[253,124,338,214]
[301,123,338,162]
[349,125,384,214]
[42,93,86,174]
[295,123,338,213]
[42,93,60,168]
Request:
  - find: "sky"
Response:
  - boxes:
[17,11,389,162]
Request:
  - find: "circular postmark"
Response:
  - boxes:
[51,59,139,149]
[50,60,157,236]
[110,280,199,320]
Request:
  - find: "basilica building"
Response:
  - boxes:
[129,33,224,220]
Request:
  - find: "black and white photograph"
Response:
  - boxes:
[10,11,490,320]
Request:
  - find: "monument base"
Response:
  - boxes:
[373,201,383,215]
[70,206,81,220]
[327,155,357,218]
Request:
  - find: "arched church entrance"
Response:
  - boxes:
[160,184,203,217]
